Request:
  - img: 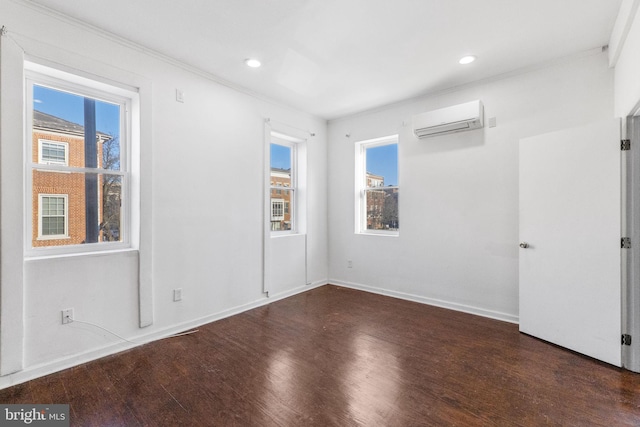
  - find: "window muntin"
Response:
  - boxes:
[270,141,295,233]
[38,194,68,239]
[356,136,399,235]
[26,66,132,254]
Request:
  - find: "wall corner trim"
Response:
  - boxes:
[609,0,640,67]
[0,28,26,376]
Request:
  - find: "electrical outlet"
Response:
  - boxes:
[347,260,353,268]
[173,288,182,302]
[61,308,73,324]
[176,89,185,103]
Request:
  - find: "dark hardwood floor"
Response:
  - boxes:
[1,285,640,426]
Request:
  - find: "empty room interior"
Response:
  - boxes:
[3,0,640,425]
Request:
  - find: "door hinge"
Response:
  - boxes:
[622,334,632,346]
[622,237,631,249]
[622,139,631,151]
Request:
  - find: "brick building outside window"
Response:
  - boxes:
[31,110,120,247]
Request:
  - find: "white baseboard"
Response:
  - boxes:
[329,279,519,324]
[0,280,328,390]
[0,278,517,390]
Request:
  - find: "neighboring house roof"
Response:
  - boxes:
[33,110,111,139]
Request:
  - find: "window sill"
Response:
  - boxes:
[356,231,399,237]
[36,235,71,241]
[271,231,304,238]
[25,246,137,262]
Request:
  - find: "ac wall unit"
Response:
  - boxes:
[412,100,484,138]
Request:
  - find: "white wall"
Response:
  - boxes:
[0,0,621,388]
[0,0,327,387]
[327,51,614,322]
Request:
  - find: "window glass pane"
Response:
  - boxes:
[270,143,291,176]
[270,142,294,232]
[41,141,67,164]
[33,85,121,170]
[365,144,398,187]
[101,131,121,171]
[270,190,293,231]
[42,196,64,216]
[31,83,124,249]
[43,216,65,236]
[101,174,122,242]
[365,188,398,231]
[358,138,399,234]
[33,85,84,129]
[41,196,66,236]
[32,170,122,246]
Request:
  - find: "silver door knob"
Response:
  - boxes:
[519,242,529,249]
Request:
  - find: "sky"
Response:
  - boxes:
[34,85,120,137]
[38,84,397,185]
[272,142,398,186]
[270,143,291,170]
[366,144,398,186]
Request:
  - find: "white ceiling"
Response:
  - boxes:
[27,0,622,120]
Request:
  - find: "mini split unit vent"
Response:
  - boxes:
[412,100,484,138]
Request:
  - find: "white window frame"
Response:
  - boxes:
[270,135,298,235]
[38,140,69,166]
[355,135,399,236]
[38,194,69,240]
[25,61,138,256]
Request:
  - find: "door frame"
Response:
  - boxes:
[624,113,640,372]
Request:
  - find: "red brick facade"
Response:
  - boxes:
[32,130,87,247]
[270,168,292,231]
[31,114,109,247]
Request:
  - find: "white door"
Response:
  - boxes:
[519,119,621,366]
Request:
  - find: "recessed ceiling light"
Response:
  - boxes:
[459,55,476,65]
[245,58,261,68]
